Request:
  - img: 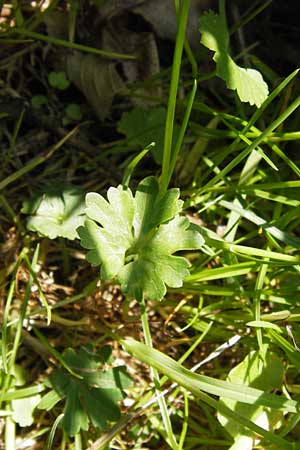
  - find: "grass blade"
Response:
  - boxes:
[161,0,190,193]
[122,338,300,413]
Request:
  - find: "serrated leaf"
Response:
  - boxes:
[79,385,122,430]
[199,11,268,107]
[47,345,132,437]
[22,186,86,240]
[59,379,89,436]
[118,106,180,164]
[119,216,201,301]
[215,52,269,107]
[78,176,204,301]
[217,346,284,449]
[12,394,41,427]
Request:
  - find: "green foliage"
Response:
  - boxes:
[65,103,82,121]
[122,338,297,414]
[31,95,48,108]
[22,186,85,240]
[48,71,70,90]
[122,338,297,449]
[118,106,180,164]
[38,345,132,437]
[78,176,204,301]
[218,346,284,450]
[199,11,269,107]
[3,1,300,448]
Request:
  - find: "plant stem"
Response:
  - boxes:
[74,433,82,450]
[140,298,178,450]
[46,414,64,450]
[178,390,189,450]
[0,247,39,410]
[5,406,15,450]
[14,29,136,60]
[161,0,190,194]
[167,78,197,187]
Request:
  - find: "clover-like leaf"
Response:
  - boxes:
[22,186,86,240]
[40,345,132,437]
[200,11,268,107]
[48,71,70,90]
[78,176,204,301]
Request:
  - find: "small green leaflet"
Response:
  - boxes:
[38,345,132,437]
[118,106,180,164]
[48,71,70,90]
[78,176,204,301]
[22,186,85,240]
[199,11,269,107]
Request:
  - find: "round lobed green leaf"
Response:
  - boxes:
[78,176,204,301]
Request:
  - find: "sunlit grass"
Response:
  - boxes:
[1,0,300,449]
